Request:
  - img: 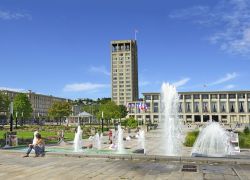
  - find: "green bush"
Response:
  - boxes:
[243,126,250,135]
[184,131,199,147]
[126,118,138,129]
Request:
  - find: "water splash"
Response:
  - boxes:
[73,126,83,152]
[117,125,124,154]
[138,129,145,154]
[191,122,233,157]
[160,83,182,156]
[93,133,102,150]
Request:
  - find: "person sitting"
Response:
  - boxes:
[23,133,45,157]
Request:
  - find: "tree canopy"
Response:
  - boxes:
[0,92,10,113]
[13,93,33,119]
[48,101,72,121]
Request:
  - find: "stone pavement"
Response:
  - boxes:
[0,151,250,180]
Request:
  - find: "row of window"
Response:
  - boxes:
[144,93,250,100]
[112,44,131,52]
[180,93,250,99]
[178,102,250,113]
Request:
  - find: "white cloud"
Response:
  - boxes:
[169,0,250,56]
[173,78,190,87]
[208,72,238,86]
[63,83,109,92]
[89,66,110,76]
[0,10,32,20]
[224,84,236,89]
[0,87,26,92]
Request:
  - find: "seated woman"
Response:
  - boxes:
[23,133,45,157]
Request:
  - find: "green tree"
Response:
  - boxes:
[118,105,128,119]
[13,93,33,119]
[0,92,10,113]
[97,101,120,126]
[48,101,72,125]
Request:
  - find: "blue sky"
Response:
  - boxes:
[0,0,250,99]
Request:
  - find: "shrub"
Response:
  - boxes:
[243,126,250,135]
[184,131,199,147]
[126,118,138,129]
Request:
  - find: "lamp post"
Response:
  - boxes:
[15,112,18,129]
[101,111,104,133]
[9,102,13,132]
[21,112,24,126]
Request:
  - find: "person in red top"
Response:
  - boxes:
[108,130,112,142]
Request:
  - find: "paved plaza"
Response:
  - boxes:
[0,151,250,180]
[1,125,250,179]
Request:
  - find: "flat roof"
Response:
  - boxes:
[142,90,250,95]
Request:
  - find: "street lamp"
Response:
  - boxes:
[21,112,24,126]
[9,102,13,132]
[15,112,18,129]
[101,111,104,133]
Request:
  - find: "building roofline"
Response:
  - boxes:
[142,90,250,95]
[111,40,136,43]
[0,89,71,101]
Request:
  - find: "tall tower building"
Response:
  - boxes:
[111,40,139,105]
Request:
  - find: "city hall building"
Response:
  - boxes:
[127,91,250,124]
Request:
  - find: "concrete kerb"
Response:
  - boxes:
[1,150,250,165]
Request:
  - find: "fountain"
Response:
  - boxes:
[93,133,102,150]
[191,122,233,157]
[117,125,124,154]
[74,126,83,152]
[138,129,145,154]
[160,83,182,156]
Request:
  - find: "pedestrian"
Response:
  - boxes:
[23,133,45,157]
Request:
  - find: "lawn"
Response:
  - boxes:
[0,124,108,146]
[184,129,250,148]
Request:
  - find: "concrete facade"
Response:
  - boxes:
[111,40,139,105]
[0,90,70,118]
[127,91,250,124]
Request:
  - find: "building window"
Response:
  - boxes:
[186,102,191,112]
[179,95,183,99]
[211,94,218,99]
[193,94,200,99]
[153,102,158,113]
[248,94,250,98]
[220,94,227,99]
[178,102,182,113]
[185,95,191,99]
[238,94,245,99]
[248,102,250,112]
[202,102,208,112]
[145,95,151,100]
[239,101,245,113]
[194,102,199,112]
[153,95,159,100]
[220,102,226,112]
[229,94,236,99]
[146,103,150,112]
[153,115,158,119]
[211,102,217,113]
[230,102,235,112]
[202,94,209,99]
